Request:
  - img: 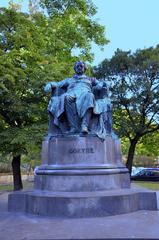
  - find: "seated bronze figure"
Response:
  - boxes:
[44,61,112,139]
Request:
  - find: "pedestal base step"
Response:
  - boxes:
[8,188,157,218]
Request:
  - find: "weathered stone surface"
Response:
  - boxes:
[34,135,130,192]
[41,135,124,166]
[9,135,157,217]
[8,189,158,218]
[34,172,130,192]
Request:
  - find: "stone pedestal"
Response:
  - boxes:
[34,135,130,192]
[8,135,158,217]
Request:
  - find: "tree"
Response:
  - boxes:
[39,0,108,62]
[0,3,108,190]
[120,132,159,167]
[28,0,41,15]
[94,47,159,173]
[0,8,48,190]
[136,131,159,158]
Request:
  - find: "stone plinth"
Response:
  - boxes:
[41,135,123,166]
[8,135,158,217]
[34,135,130,191]
[8,188,158,218]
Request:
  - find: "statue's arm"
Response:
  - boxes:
[92,79,109,98]
[58,78,70,88]
[44,82,57,93]
[44,78,70,96]
[92,79,106,89]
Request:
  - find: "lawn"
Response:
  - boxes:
[0,181,33,192]
[132,181,159,190]
[1,180,159,192]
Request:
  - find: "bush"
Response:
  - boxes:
[0,162,12,173]
[133,155,157,167]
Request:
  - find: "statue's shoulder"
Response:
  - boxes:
[64,77,72,80]
[88,77,97,85]
[89,77,96,81]
[61,77,72,82]
[58,77,72,87]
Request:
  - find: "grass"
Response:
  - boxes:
[1,180,159,192]
[0,181,33,192]
[132,181,159,190]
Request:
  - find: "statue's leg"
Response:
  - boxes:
[65,95,79,133]
[102,105,112,135]
[48,113,62,136]
[80,92,94,133]
[81,108,92,133]
[107,105,112,134]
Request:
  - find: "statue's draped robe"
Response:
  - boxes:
[48,75,112,139]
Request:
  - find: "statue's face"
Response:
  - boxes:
[74,62,85,75]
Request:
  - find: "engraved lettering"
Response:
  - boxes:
[68,148,74,153]
[90,148,94,153]
[68,148,94,154]
[86,148,89,153]
[82,148,85,153]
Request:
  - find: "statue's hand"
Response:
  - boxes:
[44,82,57,93]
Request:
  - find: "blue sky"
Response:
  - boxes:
[93,0,159,65]
[1,0,159,65]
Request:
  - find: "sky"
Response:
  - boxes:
[1,0,159,66]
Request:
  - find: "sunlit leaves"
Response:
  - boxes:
[95,47,159,139]
[0,2,108,165]
[95,47,159,171]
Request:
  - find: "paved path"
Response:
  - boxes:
[0,191,159,239]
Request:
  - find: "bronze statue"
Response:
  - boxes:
[44,61,112,139]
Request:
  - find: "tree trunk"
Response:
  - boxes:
[126,139,138,174]
[12,155,23,191]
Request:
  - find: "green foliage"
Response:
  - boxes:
[40,0,96,16]
[121,133,159,168]
[136,132,159,157]
[94,47,159,171]
[95,47,159,140]
[40,0,108,62]
[8,0,23,11]
[120,137,130,155]
[0,150,12,172]
[133,155,157,168]
[0,3,108,168]
[0,8,48,161]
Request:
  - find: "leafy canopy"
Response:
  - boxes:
[95,47,159,141]
[0,2,108,161]
[94,47,159,172]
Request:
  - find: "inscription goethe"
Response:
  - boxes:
[68,148,94,154]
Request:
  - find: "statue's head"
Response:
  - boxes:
[74,61,86,75]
